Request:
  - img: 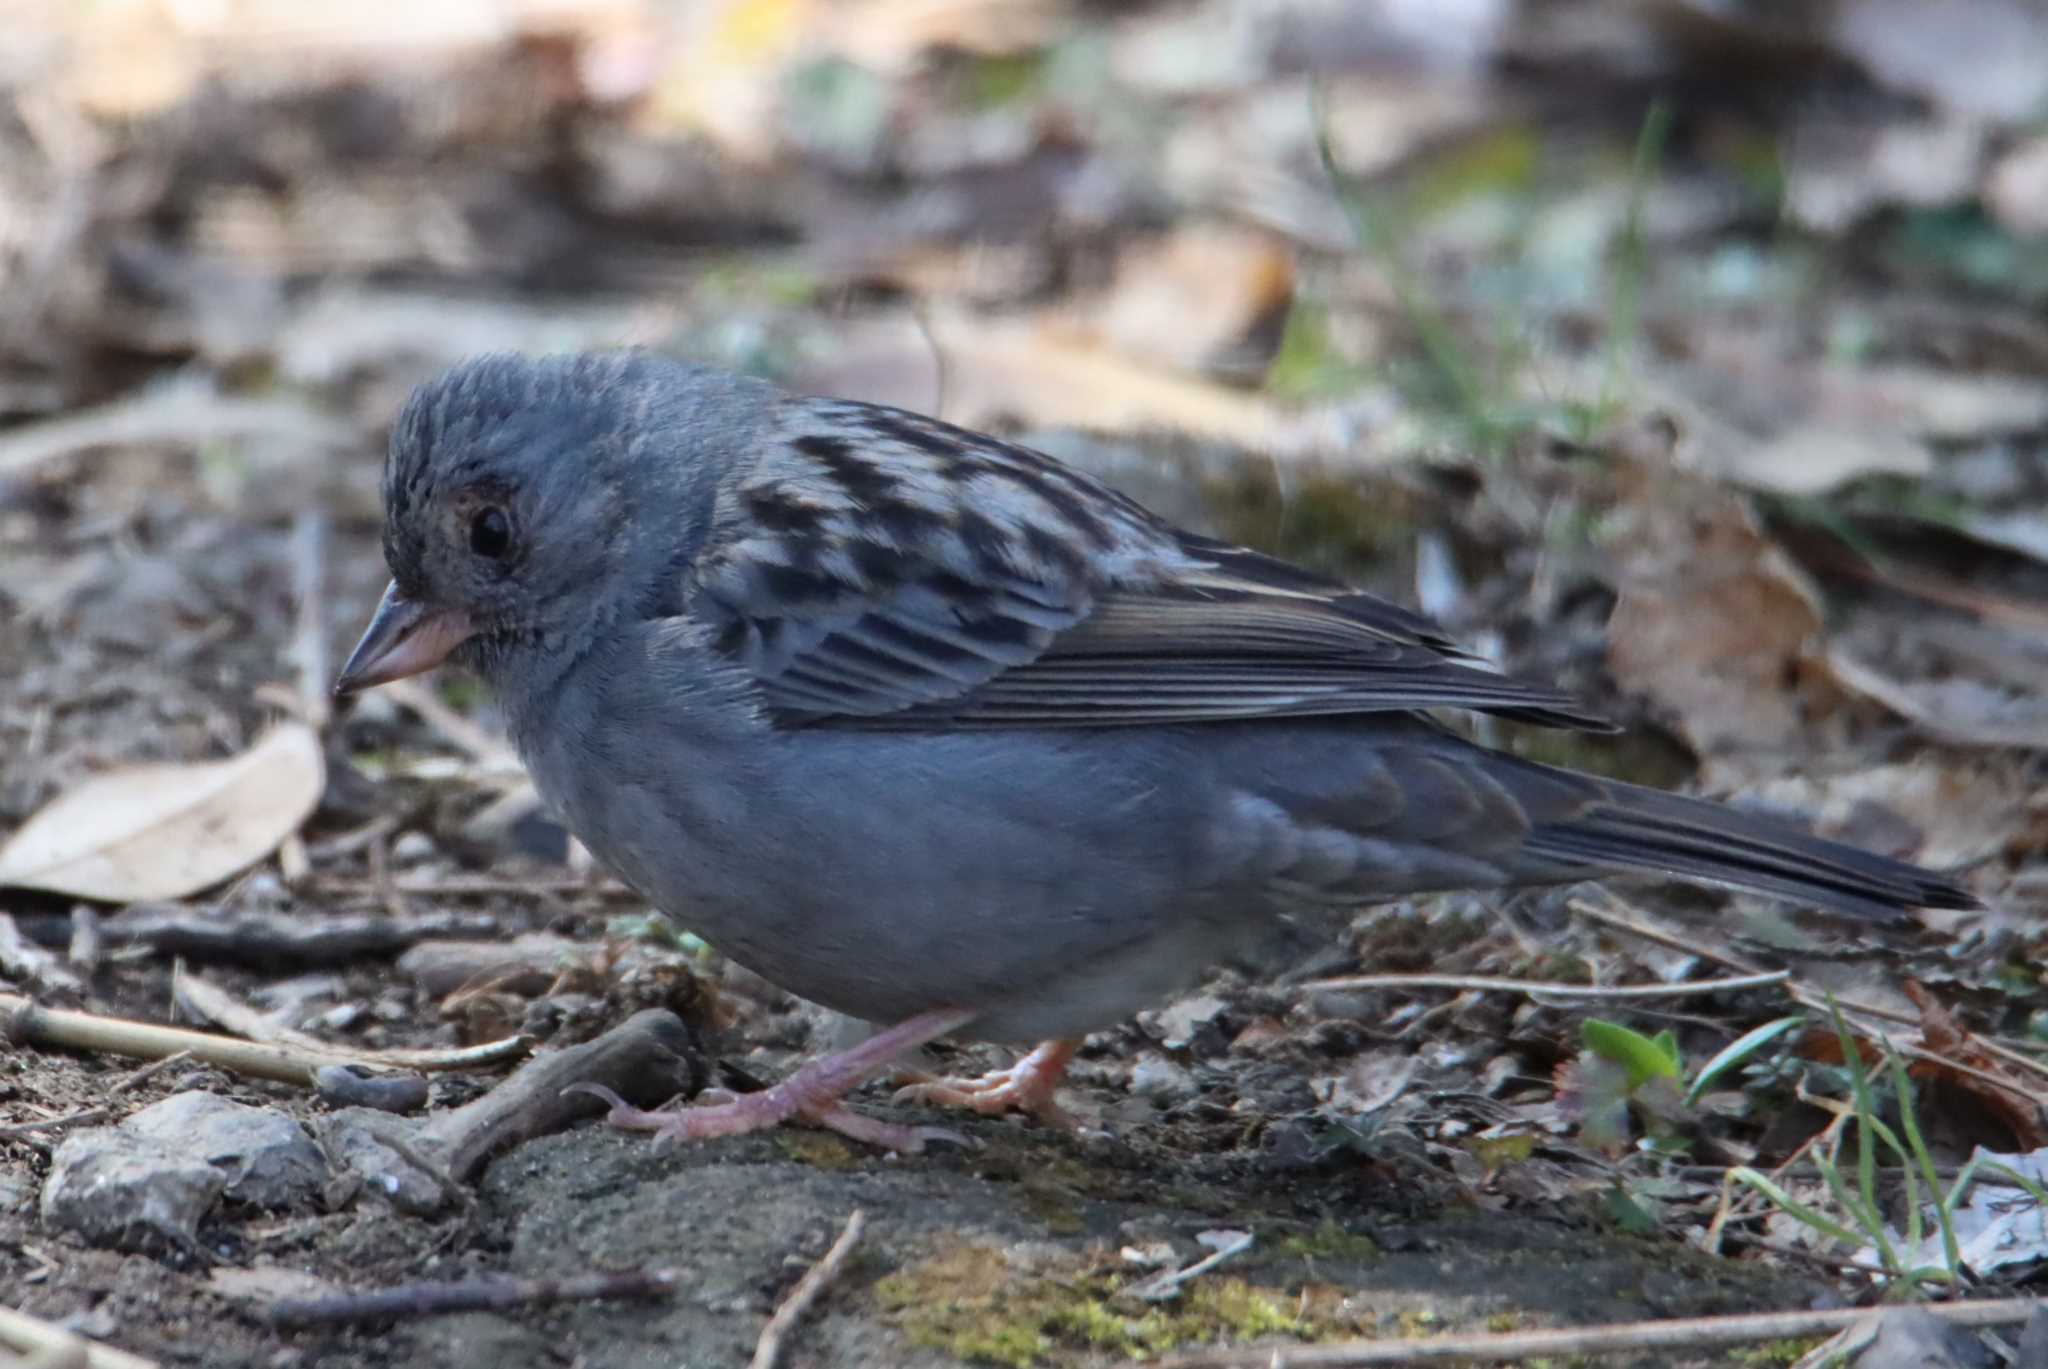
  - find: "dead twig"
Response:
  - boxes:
[321,1009,703,1213]
[1298,970,1790,1000]
[303,874,635,899]
[1153,1298,2042,1367]
[5,905,504,966]
[289,509,331,729]
[377,678,521,770]
[0,378,355,482]
[0,1105,109,1140]
[1124,1230,1254,1304]
[0,1303,159,1369]
[0,912,84,997]
[749,1209,866,1369]
[268,1268,680,1329]
[0,990,525,1088]
[171,973,528,1073]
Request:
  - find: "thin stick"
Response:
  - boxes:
[1298,970,1790,1000]
[1154,1297,2041,1367]
[268,1269,679,1329]
[0,1303,160,1369]
[290,509,331,728]
[1125,1231,1255,1303]
[1567,896,1765,973]
[749,1209,866,1369]
[1978,1035,2048,1084]
[0,992,525,1087]
[304,875,635,898]
[378,678,519,768]
[0,1105,109,1140]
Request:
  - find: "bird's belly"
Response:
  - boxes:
[529,723,1244,1040]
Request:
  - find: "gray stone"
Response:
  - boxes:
[123,1092,328,1208]
[1852,1307,1998,1369]
[41,1128,225,1252]
[319,1109,452,1215]
[1129,1052,1199,1103]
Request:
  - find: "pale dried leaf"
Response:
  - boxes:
[798,311,1365,458]
[1832,0,2048,120]
[1716,422,1930,495]
[0,723,326,901]
[1987,134,2048,237]
[1086,223,1295,379]
[1829,648,2048,750]
[1605,490,1843,766]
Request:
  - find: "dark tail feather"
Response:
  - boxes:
[1520,781,1980,922]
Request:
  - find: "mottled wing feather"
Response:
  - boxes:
[690,396,1611,731]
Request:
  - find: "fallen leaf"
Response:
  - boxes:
[1731,758,2022,875]
[1829,649,2048,750]
[1902,981,2047,1150]
[1832,0,2048,121]
[1605,484,1846,767]
[793,310,1367,458]
[0,722,325,901]
[1986,133,2048,237]
[1086,223,1296,380]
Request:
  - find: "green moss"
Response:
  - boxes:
[1277,1222,1381,1263]
[1465,1134,1537,1174]
[963,50,1049,108]
[1409,125,1542,217]
[1198,470,1418,582]
[433,673,484,714]
[1493,721,1695,790]
[1734,1339,1824,1366]
[1016,1174,1088,1236]
[875,1241,1317,1366]
[1266,300,1373,402]
[772,1132,858,1171]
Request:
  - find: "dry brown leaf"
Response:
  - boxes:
[795,311,1360,458]
[1829,649,2048,750]
[1902,980,2048,1150]
[1732,759,2021,878]
[0,722,325,902]
[1987,133,2048,237]
[1605,488,1844,766]
[1086,223,1295,380]
[824,0,1066,72]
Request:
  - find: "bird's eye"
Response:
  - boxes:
[468,507,513,560]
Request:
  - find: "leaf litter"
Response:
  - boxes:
[1,1,2047,1366]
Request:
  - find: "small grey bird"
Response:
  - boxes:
[337,351,1976,1150]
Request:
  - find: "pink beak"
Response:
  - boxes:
[334,582,475,694]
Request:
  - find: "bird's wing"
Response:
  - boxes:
[687,397,1610,731]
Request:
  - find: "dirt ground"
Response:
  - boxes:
[4,2,2048,1366]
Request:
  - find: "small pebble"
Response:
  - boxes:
[1128,1053,1197,1104]
[391,831,438,863]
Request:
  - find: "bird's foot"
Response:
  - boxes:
[563,1006,980,1153]
[894,1038,1079,1128]
[566,1082,966,1152]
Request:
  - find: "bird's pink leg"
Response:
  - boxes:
[567,1007,978,1153]
[894,1038,1080,1128]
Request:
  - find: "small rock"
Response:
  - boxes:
[1852,1307,1997,1369]
[391,830,437,863]
[0,1168,38,1212]
[1145,994,1230,1053]
[123,1093,328,1208]
[399,1312,555,1369]
[313,1064,431,1114]
[240,871,291,909]
[320,1110,453,1215]
[42,1129,225,1252]
[1129,1053,1197,1104]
